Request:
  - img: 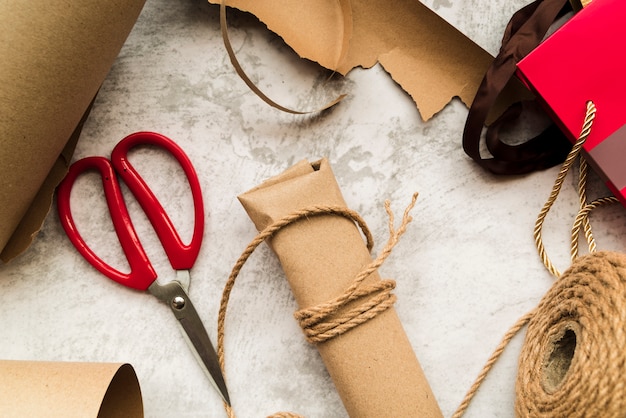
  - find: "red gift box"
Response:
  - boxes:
[516,0,626,205]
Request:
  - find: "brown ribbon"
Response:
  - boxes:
[463,0,573,175]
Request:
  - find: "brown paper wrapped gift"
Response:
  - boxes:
[238,159,442,417]
[0,360,143,418]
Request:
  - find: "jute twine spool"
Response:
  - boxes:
[454,101,626,417]
[516,250,626,416]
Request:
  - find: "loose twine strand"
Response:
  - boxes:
[452,101,622,417]
[217,193,419,418]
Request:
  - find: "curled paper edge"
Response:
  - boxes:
[219,0,350,114]
[0,360,143,418]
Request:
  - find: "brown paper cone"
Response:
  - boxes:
[0,0,146,261]
[0,360,143,418]
[238,159,442,418]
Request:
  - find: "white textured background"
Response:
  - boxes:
[2,0,625,417]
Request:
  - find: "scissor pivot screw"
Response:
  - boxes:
[171,296,186,310]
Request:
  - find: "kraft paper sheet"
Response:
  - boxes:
[0,360,143,418]
[212,0,520,121]
[238,159,442,417]
[0,0,146,262]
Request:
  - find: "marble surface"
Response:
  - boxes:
[2,0,626,417]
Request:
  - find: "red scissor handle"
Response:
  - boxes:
[111,132,204,270]
[57,156,157,290]
[57,132,204,291]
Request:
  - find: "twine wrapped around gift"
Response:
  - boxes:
[454,101,626,417]
[217,194,419,418]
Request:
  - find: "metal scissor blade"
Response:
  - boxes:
[177,306,231,406]
[148,280,231,406]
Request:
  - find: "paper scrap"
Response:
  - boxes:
[212,0,497,120]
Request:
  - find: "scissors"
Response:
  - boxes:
[56,131,230,406]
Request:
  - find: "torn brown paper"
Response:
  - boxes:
[239,159,442,417]
[212,0,499,121]
[0,360,143,418]
[0,0,146,262]
[0,100,91,262]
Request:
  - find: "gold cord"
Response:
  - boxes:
[533,101,598,278]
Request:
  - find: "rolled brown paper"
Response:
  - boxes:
[0,0,146,261]
[0,360,143,418]
[238,158,442,417]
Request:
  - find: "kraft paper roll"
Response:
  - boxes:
[238,159,442,417]
[0,360,143,418]
[0,0,146,262]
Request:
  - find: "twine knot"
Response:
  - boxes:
[293,195,418,344]
[294,279,397,344]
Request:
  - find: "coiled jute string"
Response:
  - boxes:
[454,101,626,417]
[217,193,419,418]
